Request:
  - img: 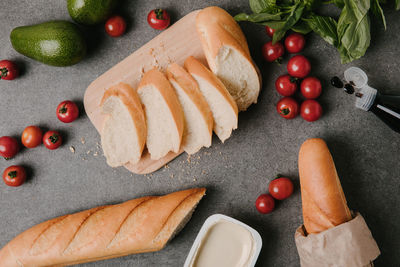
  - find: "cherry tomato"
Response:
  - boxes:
[275,75,298,96]
[300,100,323,122]
[147,9,170,30]
[262,41,284,62]
[269,177,294,200]
[265,26,275,37]
[0,60,19,81]
[276,97,299,119]
[43,131,62,150]
[255,194,275,214]
[284,33,305,54]
[3,165,26,187]
[21,126,42,148]
[0,136,19,159]
[287,55,311,78]
[301,77,322,99]
[57,100,79,123]
[105,15,127,37]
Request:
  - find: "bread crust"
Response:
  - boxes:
[299,138,352,234]
[100,83,147,165]
[0,188,206,266]
[166,63,213,138]
[138,68,184,153]
[184,56,238,118]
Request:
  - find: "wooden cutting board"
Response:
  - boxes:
[84,10,206,174]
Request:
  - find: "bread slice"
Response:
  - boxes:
[100,83,146,167]
[196,6,261,111]
[166,63,213,154]
[184,56,238,142]
[0,188,206,266]
[137,68,184,160]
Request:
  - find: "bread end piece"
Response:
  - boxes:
[196,6,261,111]
[299,138,352,234]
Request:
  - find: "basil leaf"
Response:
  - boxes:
[371,0,387,30]
[304,14,338,46]
[272,3,305,43]
[249,0,279,13]
[396,0,400,10]
[291,20,312,34]
[333,0,345,8]
[234,12,282,23]
[337,0,371,63]
[262,20,287,29]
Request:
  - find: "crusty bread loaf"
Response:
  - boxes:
[184,56,238,142]
[0,188,206,266]
[100,83,147,167]
[137,68,184,160]
[299,138,352,234]
[196,6,261,111]
[166,63,213,154]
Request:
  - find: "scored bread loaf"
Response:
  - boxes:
[100,83,147,167]
[0,188,206,266]
[184,56,238,142]
[137,68,184,160]
[166,63,213,154]
[196,6,261,111]
[299,138,352,234]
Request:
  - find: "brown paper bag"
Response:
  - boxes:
[295,212,380,267]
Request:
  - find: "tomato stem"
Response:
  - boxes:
[280,108,290,115]
[155,9,165,20]
[8,171,17,179]
[59,104,67,114]
[275,174,282,179]
[49,134,59,144]
[0,67,8,79]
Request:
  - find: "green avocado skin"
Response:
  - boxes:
[10,21,87,67]
[67,0,118,25]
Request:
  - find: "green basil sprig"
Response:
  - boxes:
[234,0,396,64]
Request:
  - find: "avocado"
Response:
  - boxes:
[10,21,87,67]
[67,0,118,25]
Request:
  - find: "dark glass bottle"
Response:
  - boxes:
[369,93,400,133]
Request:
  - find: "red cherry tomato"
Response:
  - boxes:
[262,41,284,62]
[105,15,127,37]
[301,77,322,99]
[57,100,79,123]
[0,136,19,159]
[287,55,311,78]
[284,33,305,54]
[265,26,275,37]
[147,9,170,30]
[43,131,62,150]
[3,165,26,187]
[0,60,19,81]
[276,97,299,119]
[301,100,322,122]
[255,194,275,214]
[21,126,42,148]
[269,177,294,200]
[275,75,298,96]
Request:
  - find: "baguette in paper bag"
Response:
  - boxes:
[295,138,380,267]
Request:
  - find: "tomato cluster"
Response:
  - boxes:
[262,28,323,122]
[1,100,79,187]
[255,175,294,214]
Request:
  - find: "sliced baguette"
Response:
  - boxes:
[0,188,206,266]
[137,68,184,160]
[196,6,261,111]
[100,83,146,167]
[166,63,213,154]
[184,56,238,142]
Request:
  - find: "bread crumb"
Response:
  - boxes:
[170,174,174,178]
[86,150,91,154]
[82,158,86,161]
[187,155,191,163]
[193,178,197,182]
[81,138,85,144]
[69,146,75,153]
[93,152,98,157]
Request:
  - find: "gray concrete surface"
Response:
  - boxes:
[1,1,399,266]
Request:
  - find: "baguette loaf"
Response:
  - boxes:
[184,56,238,142]
[196,6,261,111]
[299,138,352,234]
[100,83,147,167]
[166,63,213,154]
[0,188,206,266]
[137,68,184,160]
